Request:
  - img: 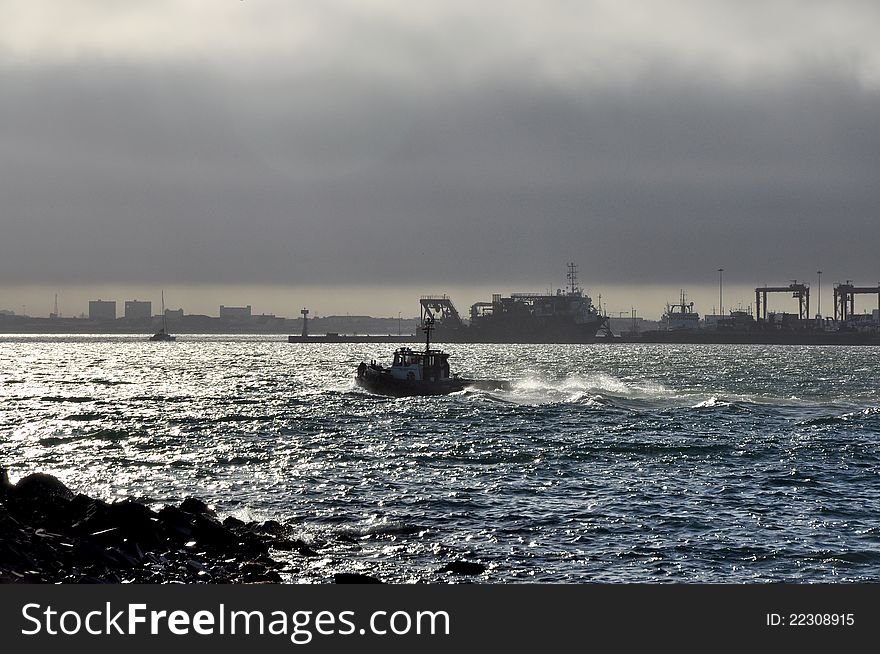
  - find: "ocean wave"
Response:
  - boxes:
[64,413,104,421]
[213,414,277,423]
[336,519,428,539]
[795,406,880,428]
[39,428,138,445]
[566,441,732,458]
[691,396,729,408]
[513,373,673,400]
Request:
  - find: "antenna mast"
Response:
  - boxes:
[566,262,580,296]
[423,316,435,352]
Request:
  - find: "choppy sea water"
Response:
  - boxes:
[2,335,879,583]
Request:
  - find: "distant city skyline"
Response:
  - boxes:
[2,274,876,322]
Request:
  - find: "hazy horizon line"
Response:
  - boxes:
[3,277,873,322]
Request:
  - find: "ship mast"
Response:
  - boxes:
[566,262,580,296]
[423,316,435,353]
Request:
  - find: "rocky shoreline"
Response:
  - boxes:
[0,468,362,584]
[1,468,486,584]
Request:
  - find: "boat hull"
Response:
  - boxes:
[356,371,466,396]
[356,370,511,397]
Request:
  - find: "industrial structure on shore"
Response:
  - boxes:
[288,267,880,345]
[622,280,880,344]
[3,265,879,344]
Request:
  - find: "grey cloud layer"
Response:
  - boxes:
[2,2,878,288]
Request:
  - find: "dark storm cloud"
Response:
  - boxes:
[2,2,879,291]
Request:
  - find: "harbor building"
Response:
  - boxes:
[88,300,116,322]
[124,300,152,321]
[219,305,252,319]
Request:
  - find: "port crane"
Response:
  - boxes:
[833,282,880,322]
[755,282,810,322]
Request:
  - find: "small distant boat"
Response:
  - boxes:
[356,318,510,396]
[149,328,175,342]
[149,290,176,342]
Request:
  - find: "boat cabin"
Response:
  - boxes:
[388,347,451,382]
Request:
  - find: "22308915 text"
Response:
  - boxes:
[766,613,855,627]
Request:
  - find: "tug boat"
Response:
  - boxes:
[356,318,510,397]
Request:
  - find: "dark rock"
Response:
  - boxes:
[1,471,302,585]
[255,553,280,568]
[4,474,77,531]
[69,493,101,523]
[180,497,212,516]
[107,500,161,546]
[89,527,121,544]
[12,473,74,502]
[242,570,282,583]
[239,559,282,583]
[71,495,111,531]
[334,572,384,584]
[122,540,145,563]
[190,515,241,552]
[157,505,194,539]
[185,559,206,573]
[223,516,246,530]
[109,499,157,524]
[71,539,104,562]
[258,519,285,536]
[438,561,486,575]
[239,561,267,575]
[0,467,11,496]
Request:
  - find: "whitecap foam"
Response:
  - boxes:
[511,372,673,404]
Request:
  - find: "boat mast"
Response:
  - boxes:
[161,290,168,333]
[423,316,434,353]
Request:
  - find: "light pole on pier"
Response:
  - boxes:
[816,270,822,319]
[717,268,724,317]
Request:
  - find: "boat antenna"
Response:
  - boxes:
[423,315,435,352]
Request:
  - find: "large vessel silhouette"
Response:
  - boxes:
[420,263,607,344]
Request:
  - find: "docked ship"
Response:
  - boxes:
[419,263,608,343]
[661,291,701,331]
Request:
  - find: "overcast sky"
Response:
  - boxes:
[1,1,878,318]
